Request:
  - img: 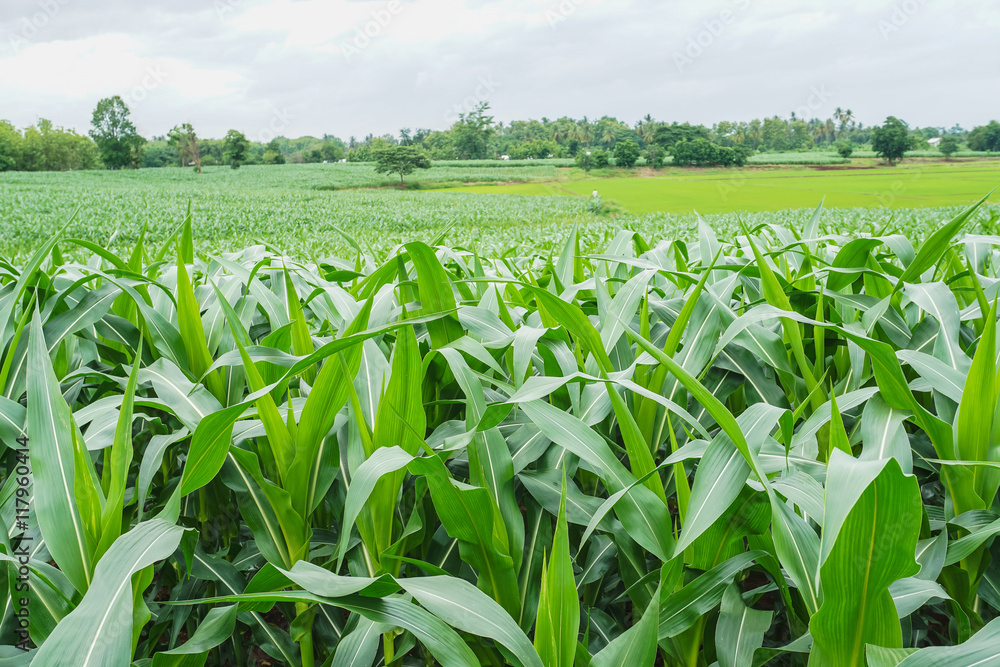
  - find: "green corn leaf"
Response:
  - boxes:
[27,308,93,593]
[32,520,190,667]
[715,584,772,667]
[534,469,579,667]
[809,452,922,667]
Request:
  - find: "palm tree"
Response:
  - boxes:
[824,118,836,144]
[574,118,593,146]
[636,114,656,145]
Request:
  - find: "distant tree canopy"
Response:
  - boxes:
[0,118,98,171]
[89,96,145,169]
[644,144,665,169]
[2,98,988,172]
[968,121,1000,152]
[223,129,251,169]
[168,123,201,172]
[613,140,641,168]
[938,136,960,159]
[871,116,916,165]
[450,102,495,159]
[373,145,431,186]
[653,122,710,150]
[671,138,750,167]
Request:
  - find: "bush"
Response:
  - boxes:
[262,150,286,165]
[591,149,609,169]
[613,140,640,168]
[938,136,960,159]
[835,141,853,159]
[671,138,718,166]
[644,144,665,168]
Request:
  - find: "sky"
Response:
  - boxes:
[1,0,997,141]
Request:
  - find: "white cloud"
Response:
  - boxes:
[0,0,996,139]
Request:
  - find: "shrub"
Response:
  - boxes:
[613,140,641,168]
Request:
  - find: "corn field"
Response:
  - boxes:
[3,195,1000,666]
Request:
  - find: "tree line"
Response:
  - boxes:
[2,96,998,172]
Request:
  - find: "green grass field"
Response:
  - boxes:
[446,160,1000,214]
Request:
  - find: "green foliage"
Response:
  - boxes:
[0,118,99,171]
[671,137,720,166]
[3,195,1000,666]
[652,121,710,149]
[89,96,145,169]
[450,102,496,159]
[644,144,665,168]
[612,140,640,168]
[262,149,286,165]
[0,120,21,171]
[591,149,609,169]
[372,145,432,186]
[223,129,251,169]
[938,136,960,158]
[835,140,854,158]
[168,123,202,172]
[968,121,1000,152]
[872,116,917,166]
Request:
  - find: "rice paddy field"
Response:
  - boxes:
[449,160,1000,214]
[4,162,1000,666]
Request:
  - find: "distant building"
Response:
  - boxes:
[928,137,943,147]
[501,155,510,160]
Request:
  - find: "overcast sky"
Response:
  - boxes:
[1,0,997,141]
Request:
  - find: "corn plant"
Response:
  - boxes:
[2,196,1000,666]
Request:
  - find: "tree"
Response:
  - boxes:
[373,145,431,187]
[0,120,22,171]
[223,129,251,169]
[20,119,98,171]
[320,142,343,162]
[263,150,285,165]
[938,136,960,159]
[671,138,718,166]
[968,121,1000,152]
[645,144,665,169]
[575,151,594,172]
[168,123,202,172]
[871,116,916,166]
[451,102,495,159]
[591,149,609,169]
[89,96,145,169]
[652,122,710,151]
[835,140,853,159]
[613,140,640,168]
